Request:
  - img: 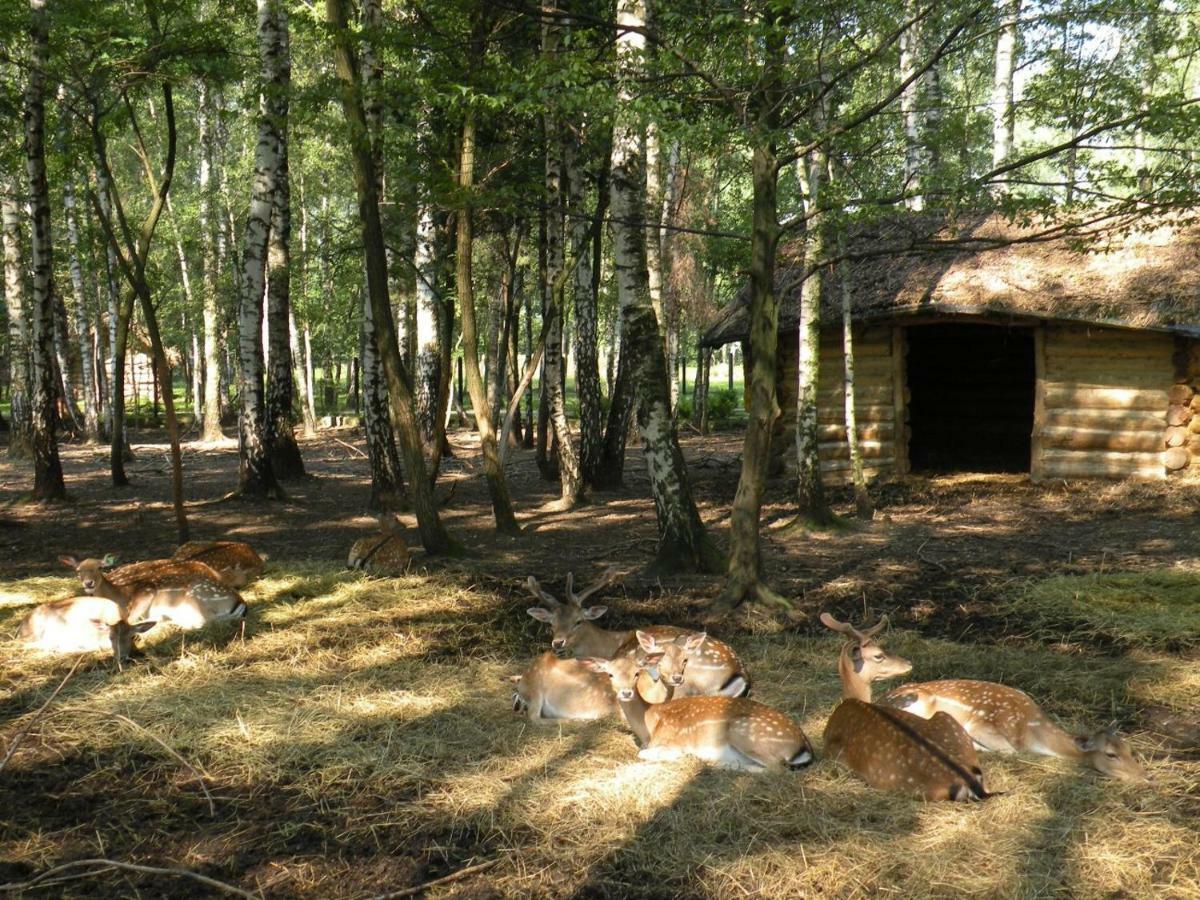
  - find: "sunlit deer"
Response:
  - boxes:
[506,651,618,723]
[18,596,156,667]
[524,569,749,698]
[883,682,1148,781]
[632,629,750,698]
[173,540,266,588]
[820,613,992,801]
[347,513,411,573]
[582,651,813,772]
[60,555,246,630]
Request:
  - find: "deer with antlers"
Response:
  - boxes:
[60,554,246,631]
[581,650,812,772]
[173,540,266,588]
[524,568,749,698]
[820,613,993,801]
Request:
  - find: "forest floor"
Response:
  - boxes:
[0,427,1198,897]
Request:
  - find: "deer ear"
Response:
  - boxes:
[526,607,553,623]
[578,657,609,674]
[59,555,79,569]
[640,651,665,668]
[636,630,658,652]
[581,605,607,621]
[102,554,118,568]
[681,632,707,652]
[133,620,157,634]
[1075,734,1099,753]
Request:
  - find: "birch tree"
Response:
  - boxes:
[3,185,32,458]
[609,0,721,573]
[198,84,225,441]
[235,0,285,499]
[990,0,1019,193]
[24,0,65,501]
[63,178,99,441]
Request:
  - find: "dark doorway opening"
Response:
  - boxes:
[905,324,1035,473]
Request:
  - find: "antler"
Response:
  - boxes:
[569,566,619,605]
[819,612,888,644]
[524,575,560,607]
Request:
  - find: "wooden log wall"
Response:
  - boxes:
[1034,323,1173,481]
[774,324,901,485]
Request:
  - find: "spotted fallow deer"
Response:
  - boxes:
[632,630,750,698]
[524,569,749,699]
[347,513,411,574]
[820,613,993,801]
[60,555,246,630]
[582,651,813,772]
[173,541,266,588]
[18,596,156,667]
[506,651,618,723]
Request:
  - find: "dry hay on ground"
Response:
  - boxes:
[0,563,1197,899]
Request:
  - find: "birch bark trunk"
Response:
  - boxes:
[990,0,1019,192]
[24,0,65,500]
[610,0,720,573]
[3,187,33,458]
[199,83,226,441]
[64,178,100,441]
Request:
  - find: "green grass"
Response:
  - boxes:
[1002,569,1200,651]
[1,562,1197,897]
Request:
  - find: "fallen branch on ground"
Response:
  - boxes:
[0,656,84,776]
[0,858,259,898]
[364,857,499,900]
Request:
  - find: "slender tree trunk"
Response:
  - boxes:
[457,111,519,533]
[326,0,455,553]
[795,149,831,524]
[692,343,711,434]
[24,0,65,501]
[610,0,720,573]
[264,4,304,480]
[236,0,285,499]
[839,246,872,519]
[198,83,225,441]
[3,186,33,458]
[990,0,1019,191]
[523,258,534,448]
[291,310,316,436]
[596,320,635,488]
[413,203,442,460]
[900,0,924,210]
[541,3,584,508]
[64,178,99,442]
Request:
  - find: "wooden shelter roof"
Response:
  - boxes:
[701,214,1200,347]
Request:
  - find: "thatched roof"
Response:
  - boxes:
[701,214,1200,347]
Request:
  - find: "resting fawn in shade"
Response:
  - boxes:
[18,596,155,668]
[173,540,266,588]
[347,513,411,573]
[524,569,749,698]
[820,613,993,801]
[507,651,617,723]
[60,554,246,630]
[582,651,812,772]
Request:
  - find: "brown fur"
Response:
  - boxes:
[173,541,266,588]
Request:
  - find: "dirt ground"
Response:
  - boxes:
[4,425,1200,637]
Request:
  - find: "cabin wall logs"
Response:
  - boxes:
[774,324,901,485]
[1035,323,1174,481]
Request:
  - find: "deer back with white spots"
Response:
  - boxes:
[347,513,411,574]
[506,651,618,723]
[173,540,266,588]
[820,612,993,802]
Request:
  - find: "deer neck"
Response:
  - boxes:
[616,690,652,747]
[838,644,872,703]
[573,622,630,660]
[1027,720,1081,759]
[95,576,131,614]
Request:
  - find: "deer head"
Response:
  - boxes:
[108,619,157,670]
[60,554,118,595]
[524,567,618,652]
[820,612,913,683]
[580,650,660,702]
[635,630,706,687]
[1076,728,1149,782]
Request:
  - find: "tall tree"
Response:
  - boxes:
[235,0,286,499]
[264,2,305,480]
[990,0,1019,192]
[63,178,99,442]
[198,83,225,442]
[325,0,455,554]
[24,0,65,501]
[609,0,721,573]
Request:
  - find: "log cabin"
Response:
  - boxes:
[701,215,1200,484]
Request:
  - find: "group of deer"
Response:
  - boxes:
[17,541,266,668]
[513,569,1147,801]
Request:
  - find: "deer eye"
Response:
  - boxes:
[873,654,884,662]
[1105,751,1119,759]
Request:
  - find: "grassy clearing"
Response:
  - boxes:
[0,563,1197,898]
[1002,568,1200,651]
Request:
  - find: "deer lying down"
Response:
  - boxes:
[633,630,750,698]
[173,541,266,588]
[347,513,411,573]
[507,652,617,723]
[883,681,1148,781]
[820,613,993,802]
[18,596,156,666]
[60,555,246,630]
[525,569,750,699]
[583,652,813,773]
